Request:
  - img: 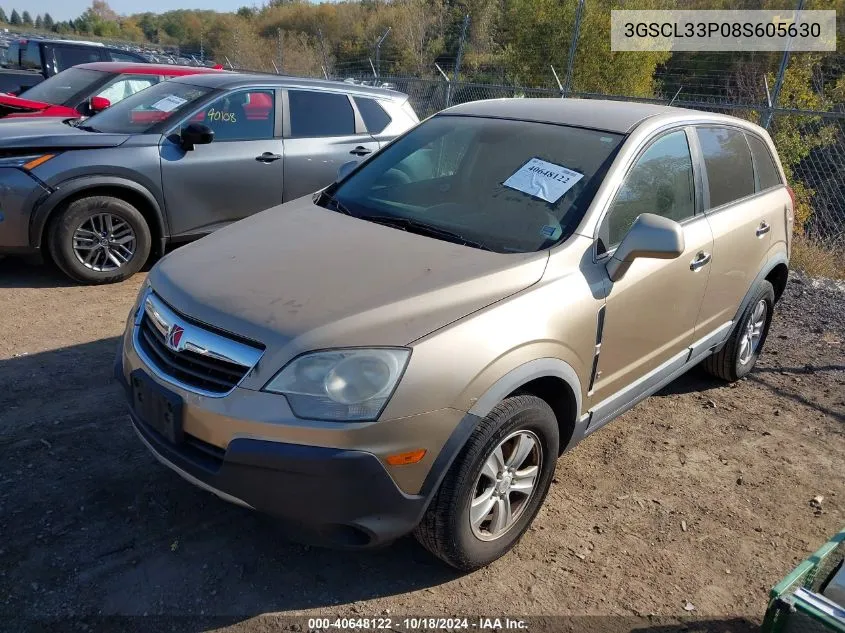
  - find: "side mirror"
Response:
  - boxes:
[605,213,685,282]
[180,122,214,151]
[336,160,358,182]
[89,96,111,113]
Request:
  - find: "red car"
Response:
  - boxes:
[0,62,224,120]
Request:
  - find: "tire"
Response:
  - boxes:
[49,195,151,285]
[703,280,775,382]
[414,394,559,571]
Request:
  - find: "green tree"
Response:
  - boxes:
[43,12,53,30]
[21,9,31,24]
[9,8,20,25]
[501,0,669,96]
[0,8,6,23]
[35,14,42,28]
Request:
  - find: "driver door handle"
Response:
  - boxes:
[256,152,282,163]
[690,251,712,271]
[756,221,771,237]
[350,146,372,156]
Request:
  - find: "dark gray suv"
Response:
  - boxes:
[0,74,417,283]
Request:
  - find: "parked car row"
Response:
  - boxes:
[0,61,794,570]
[0,71,418,283]
[0,62,221,119]
[0,37,152,93]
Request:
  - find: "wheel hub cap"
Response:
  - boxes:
[496,473,513,495]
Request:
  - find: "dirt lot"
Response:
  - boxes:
[1,257,843,633]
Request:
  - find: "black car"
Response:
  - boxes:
[1,38,149,94]
[0,73,417,284]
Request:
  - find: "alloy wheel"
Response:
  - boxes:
[738,299,767,365]
[72,213,137,272]
[469,429,543,541]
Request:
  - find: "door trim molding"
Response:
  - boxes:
[585,320,732,434]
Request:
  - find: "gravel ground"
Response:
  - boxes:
[0,259,842,633]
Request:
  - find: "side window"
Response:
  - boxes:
[600,130,696,250]
[289,90,355,137]
[95,75,159,106]
[108,50,147,63]
[6,42,20,67]
[22,41,42,70]
[52,46,106,72]
[354,97,392,134]
[746,134,783,191]
[696,127,755,208]
[191,90,275,142]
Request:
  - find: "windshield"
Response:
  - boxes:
[330,115,623,253]
[19,68,107,105]
[82,81,213,134]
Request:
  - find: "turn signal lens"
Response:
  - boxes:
[23,154,56,170]
[386,449,427,466]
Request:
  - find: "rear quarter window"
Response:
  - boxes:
[696,126,755,209]
[746,134,783,191]
[22,41,42,70]
[354,96,392,134]
[6,41,20,67]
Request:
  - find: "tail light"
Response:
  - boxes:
[786,185,797,212]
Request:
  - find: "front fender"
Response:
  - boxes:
[468,357,583,421]
[30,175,166,251]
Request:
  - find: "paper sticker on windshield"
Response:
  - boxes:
[502,158,583,204]
[151,95,188,113]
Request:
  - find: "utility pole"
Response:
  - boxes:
[452,14,470,85]
[374,27,390,80]
[277,27,283,74]
[562,0,585,97]
[762,0,806,129]
[317,28,329,79]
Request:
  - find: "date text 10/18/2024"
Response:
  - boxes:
[307,617,528,630]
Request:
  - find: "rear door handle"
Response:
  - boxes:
[690,251,712,271]
[756,221,771,237]
[349,146,372,156]
[256,152,282,163]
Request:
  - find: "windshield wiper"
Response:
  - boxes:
[360,215,494,251]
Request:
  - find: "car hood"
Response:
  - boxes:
[149,197,548,365]
[0,94,80,119]
[0,119,129,149]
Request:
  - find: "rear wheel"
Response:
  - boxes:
[703,280,775,381]
[414,395,558,571]
[49,195,151,284]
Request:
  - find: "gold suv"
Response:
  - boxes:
[117,98,792,570]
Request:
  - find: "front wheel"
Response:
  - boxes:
[49,195,151,285]
[414,395,559,571]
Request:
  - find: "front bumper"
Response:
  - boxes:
[115,328,479,548]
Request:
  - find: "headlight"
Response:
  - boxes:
[0,154,56,170]
[264,348,411,421]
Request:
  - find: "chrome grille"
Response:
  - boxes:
[134,291,264,396]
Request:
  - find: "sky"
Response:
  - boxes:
[7,0,336,22]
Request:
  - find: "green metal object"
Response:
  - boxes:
[762,528,845,633]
